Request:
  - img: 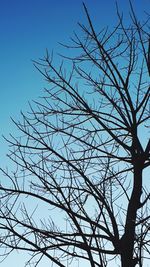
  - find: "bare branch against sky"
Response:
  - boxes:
[0,1,150,267]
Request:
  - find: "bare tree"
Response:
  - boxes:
[0,3,150,267]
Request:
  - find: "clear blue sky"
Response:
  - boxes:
[0,0,148,164]
[0,1,149,266]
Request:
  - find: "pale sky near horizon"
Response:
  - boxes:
[0,1,150,266]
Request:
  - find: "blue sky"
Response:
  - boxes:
[0,0,149,165]
[0,1,150,266]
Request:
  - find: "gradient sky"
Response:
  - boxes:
[0,0,149,165]
[0,0,149,266]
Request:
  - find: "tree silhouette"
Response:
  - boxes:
[0,3,150,267]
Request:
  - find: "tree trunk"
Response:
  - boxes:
[121,253,138,267]
[120,165,143,267]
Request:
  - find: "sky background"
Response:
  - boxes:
[0,0,149,266]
